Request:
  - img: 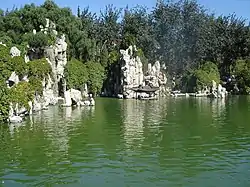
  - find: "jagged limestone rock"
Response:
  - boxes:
[80,94,95,106]
[45,34,67,98]
[62,89,84,107]
[10,46,21,57]
[145,61,167,96]
[69,89,82,106]
[5,19,71,123]
[208,80,227,98]
[9,116,22,123]
[117,46,167,99]
[63,90,72,107]
[8,72,19,87]
[120,46,144,99]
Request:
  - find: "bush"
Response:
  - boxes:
[232,59,250,94]
[181,61,220,92]
[64,59,106,95]
[64,59,88,90]
[9,81,35,109]
[0,45,11,62]
[85,61,106,95]
[23,32,49,48]
[28,58,52,79]
[10,56,28,78]
[0,82,10,122]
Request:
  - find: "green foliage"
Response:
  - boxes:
[85,61,106,95]
[0,82,10,122]
[23,32,49,48]
[27,58,52,79]
[0,35,13,46]
[27,58,52,94]
[9,81,34,109]
[0,45,27,80]
[64,59,88,90]
[181,62,220,92]
[10,56,28,78]
[0,44,11,62]
[232,59,250,94]
[135,48,148,65]
[64,59,106,95]
[0,46,12,81]
[108,50,120,65]
[29,77,43,95]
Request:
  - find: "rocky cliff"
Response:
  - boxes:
[6,18,94,123]
[103,46,168,99]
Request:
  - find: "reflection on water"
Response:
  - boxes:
[0,97,250,187]
[121,99,168,149]
[122,100,145,149]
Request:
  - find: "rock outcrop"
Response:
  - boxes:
[210,80,227,98]
[171,80,228,98]
[144,61,168,96]
[10,47,21,57]
[120,46,144,99]
[45,34,68,98]
[7,72,19,87]
[114,46,167,99]
[4,18,93,124]
[62,89,95,107]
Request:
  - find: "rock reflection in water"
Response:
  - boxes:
[8,122,25,137]
[8,106,95,157]
[210,98,226,122]
[122,100,145,149]
[121,99,167,149]
[194,97,226,122]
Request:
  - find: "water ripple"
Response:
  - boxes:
[0,97,250,186]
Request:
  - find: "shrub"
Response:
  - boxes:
[181,61,220,92]
[64,59,88,90]
[85,61,106,95]
[232,59,250,94]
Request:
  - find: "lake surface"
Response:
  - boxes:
[0,97,250,186]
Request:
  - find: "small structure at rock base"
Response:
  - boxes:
[131,85,159,99]
[105,45,168,99]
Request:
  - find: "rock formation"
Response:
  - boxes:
[62,89,95,107]
[10,46,21,57]
[45,34,68,98]
[144,61,168,96]
[120,46,144,99]
[5,18,94,123]
[116,46,167,99]
[210,80,227,98]
[172,79,228,98]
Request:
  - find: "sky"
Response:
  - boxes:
[1,0,249,22]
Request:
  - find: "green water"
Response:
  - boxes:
[0,97,250,186]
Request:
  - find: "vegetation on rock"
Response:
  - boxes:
[0,0,249,90]
[64,59,106,95]
[180,62,220,93]
[0,45,52,122]
[64,59,88,90]
[0,83,10,122]
[9,81,35,109]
